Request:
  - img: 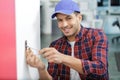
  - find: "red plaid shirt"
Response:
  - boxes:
[48,26,109,80]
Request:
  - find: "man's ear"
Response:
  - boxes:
[79,14,82,21]
[78,14,82,22]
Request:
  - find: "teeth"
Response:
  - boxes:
[63,27,72,33]
[64,28,69,32]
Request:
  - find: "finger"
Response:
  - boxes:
[39,48,52,55]
[34,55,41,63]
[26,53,35,63]
[42,50,54,58]
[48,58,55,63]
[35,56,40,63]
[26,51,33,59]
[46,55,55,61]
[26,48,31,53]
[28,55,36,66]
[48,60,54,63]
[26,48,35,57]
[45,53,57,62]
[26,56,31,64]
[47,54,62,63]
[30,55,35,62]
[26,48,32,56]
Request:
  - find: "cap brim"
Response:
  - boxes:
[51,10,74,18]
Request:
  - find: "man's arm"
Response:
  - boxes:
[60,54,84,74]
[39,48,84,74]
[38,67,52,80]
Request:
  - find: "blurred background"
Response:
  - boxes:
[40,0,120,80]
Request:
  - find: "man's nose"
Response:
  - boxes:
[62,21,68,27]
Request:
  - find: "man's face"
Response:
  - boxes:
[56,13,82,41]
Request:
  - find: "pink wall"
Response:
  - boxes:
[0,0,16,79]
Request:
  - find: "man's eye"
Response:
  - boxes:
[67,17,72,20]
[57,19,62,22]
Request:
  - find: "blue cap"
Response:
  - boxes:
[51,0,80,18]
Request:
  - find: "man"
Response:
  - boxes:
[26,0,109,80]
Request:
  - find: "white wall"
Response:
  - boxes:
[15,0,40,79]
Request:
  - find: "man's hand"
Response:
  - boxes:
[26,48,45,70]
[39,47,64,64]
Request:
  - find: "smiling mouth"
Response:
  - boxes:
[63,26,72,33]
[64,28,70,33]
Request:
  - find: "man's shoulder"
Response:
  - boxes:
[83,27,103,32]
[81,27,106,40]
[83,27,105,35]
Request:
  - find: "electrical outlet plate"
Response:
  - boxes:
[25,40,27,50]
